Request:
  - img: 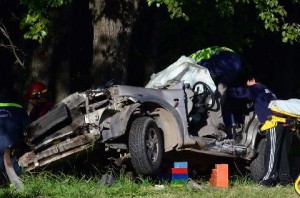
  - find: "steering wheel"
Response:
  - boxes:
[192,81,219,111]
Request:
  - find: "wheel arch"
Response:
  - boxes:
[138,103,185,152]
[110,102,184,152]
[150,106,182,152]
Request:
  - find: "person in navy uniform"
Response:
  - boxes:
[190,46,242,87]
[229,74,292,186]
[190,46,242,138]
[0,83,30,184]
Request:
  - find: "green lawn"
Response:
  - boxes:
[0,172,298,198]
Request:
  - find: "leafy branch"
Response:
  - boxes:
[19,0,72,43]
[146,0,300,44]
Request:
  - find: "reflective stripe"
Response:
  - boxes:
[32,89,47,95]
[262,127,276,181]
[0,103,22,108]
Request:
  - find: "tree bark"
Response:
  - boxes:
[89,0,142,86]
[27,43,53,89]
[51,7,72,102]
[27,7,72,103]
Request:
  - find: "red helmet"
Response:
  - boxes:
[27,82,48,99]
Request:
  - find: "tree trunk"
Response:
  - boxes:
[27,42,53,89]
[89,0,142,86]
[51,7,72,102]
[26,7,72,103]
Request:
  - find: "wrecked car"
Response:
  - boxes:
[12,56,266,182]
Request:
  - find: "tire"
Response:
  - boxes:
[250,138,266,182]
[129,117,163,175]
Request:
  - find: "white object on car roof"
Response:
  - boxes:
[145,56,216,92]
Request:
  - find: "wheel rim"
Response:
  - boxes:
[145,127,159,163]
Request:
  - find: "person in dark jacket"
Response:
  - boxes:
[0,84,30,184]
[190,46,242,138]
[228,75,292,187]
[190,46,242,86]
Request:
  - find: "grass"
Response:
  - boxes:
[0,172,298,198]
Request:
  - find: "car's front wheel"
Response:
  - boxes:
[129,117,163,175]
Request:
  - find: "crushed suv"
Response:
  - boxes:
[11,57,266,183]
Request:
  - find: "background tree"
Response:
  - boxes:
[89,0,143,86]
[19,0,145,100]
[1,0,300,103]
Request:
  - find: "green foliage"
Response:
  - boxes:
[147,0,300,44]
[20,11,48,43]
[254,1,287,32]
[18,0,300,44]
[282,23,300,44]
[19,0,71,43]
[147,0,188,20]
[215,0,235,17]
